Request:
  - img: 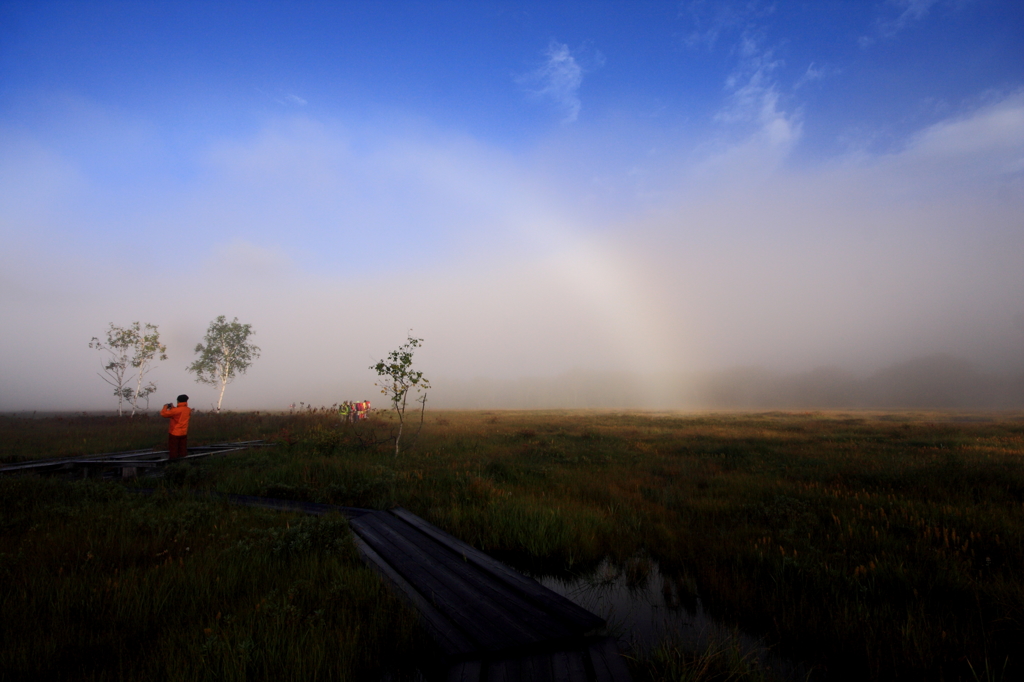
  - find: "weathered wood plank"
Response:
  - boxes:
[372,512,576,643]
[550,650,590,682]
[371,511,577,647]
[445,660,482,682]
[391,508,605,632]
[350,514,515,651]
[488,655,521,682]
[352,513,540,651]
[525,650,560,682]
[348,530,477,658]
[0,441,271,475]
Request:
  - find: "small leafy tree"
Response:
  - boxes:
[370,333,430,457]
[89,322,167,416]
[187,316,260,413]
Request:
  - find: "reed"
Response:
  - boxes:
[628,631,776,682]
[0,476,421,681]
[3,409,1022,680]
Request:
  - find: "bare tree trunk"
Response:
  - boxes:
[394,391,406,457]
[216,356,231,412]
[131,373,142,417]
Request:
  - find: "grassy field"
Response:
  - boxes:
[2,409,1023,681]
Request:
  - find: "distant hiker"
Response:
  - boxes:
[339,401,351,422]
[160,395,192,460]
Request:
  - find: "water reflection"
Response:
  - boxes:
[536,557,809,679]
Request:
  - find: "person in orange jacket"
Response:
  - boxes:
[160,394,192,460]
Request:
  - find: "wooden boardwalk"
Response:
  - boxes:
[0,441,271,477]
[349,508,631,682]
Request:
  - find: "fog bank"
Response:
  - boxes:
[432,356,1024,410]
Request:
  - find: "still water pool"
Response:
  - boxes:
[536,557,812,679]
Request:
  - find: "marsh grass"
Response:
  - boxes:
[201,409,1024,680]
[0,476,421,681]
[628,632,776,682]
[3,409,1023,680]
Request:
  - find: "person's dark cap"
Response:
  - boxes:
[177,394,189,403]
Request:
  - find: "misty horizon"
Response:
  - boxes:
[5,351,1023,413]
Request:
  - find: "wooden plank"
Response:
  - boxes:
[367,512,574,647]
[0,449,155,473]
[445,660,482,682]
[588,638,632,682]
[0,441,270,475]
[180,447,249,459]
[350,514,508,650]
[352,513,538,651]
[76,460,165,468]
[391,508,605,632]
[349,531,477,658]
[372,512,576,643]
[488,656,521,682]
[550,650,590,682]
[522,651,557,682]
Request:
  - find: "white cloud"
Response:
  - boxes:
[884,0,940,33]
[680,0,774,50]
[677,5,802,154]
[794,61,839,89]
[255,88,309,106]
[713,34,801,153]
[904,91,1024,161]
[861,0,952,45]
[520,41,585,123]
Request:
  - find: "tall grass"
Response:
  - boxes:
[0,476,421,681]
[3,409,1023,680]
[175,409,1023,680]
[628,632,777,682]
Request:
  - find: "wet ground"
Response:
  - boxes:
[537,557,813,680]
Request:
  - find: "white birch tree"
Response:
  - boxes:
[89,322,167,416]
[128,323,168,416]
[90,324,135,416]
[187,316,260,412]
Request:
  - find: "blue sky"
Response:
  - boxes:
[1,1,1023,409]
